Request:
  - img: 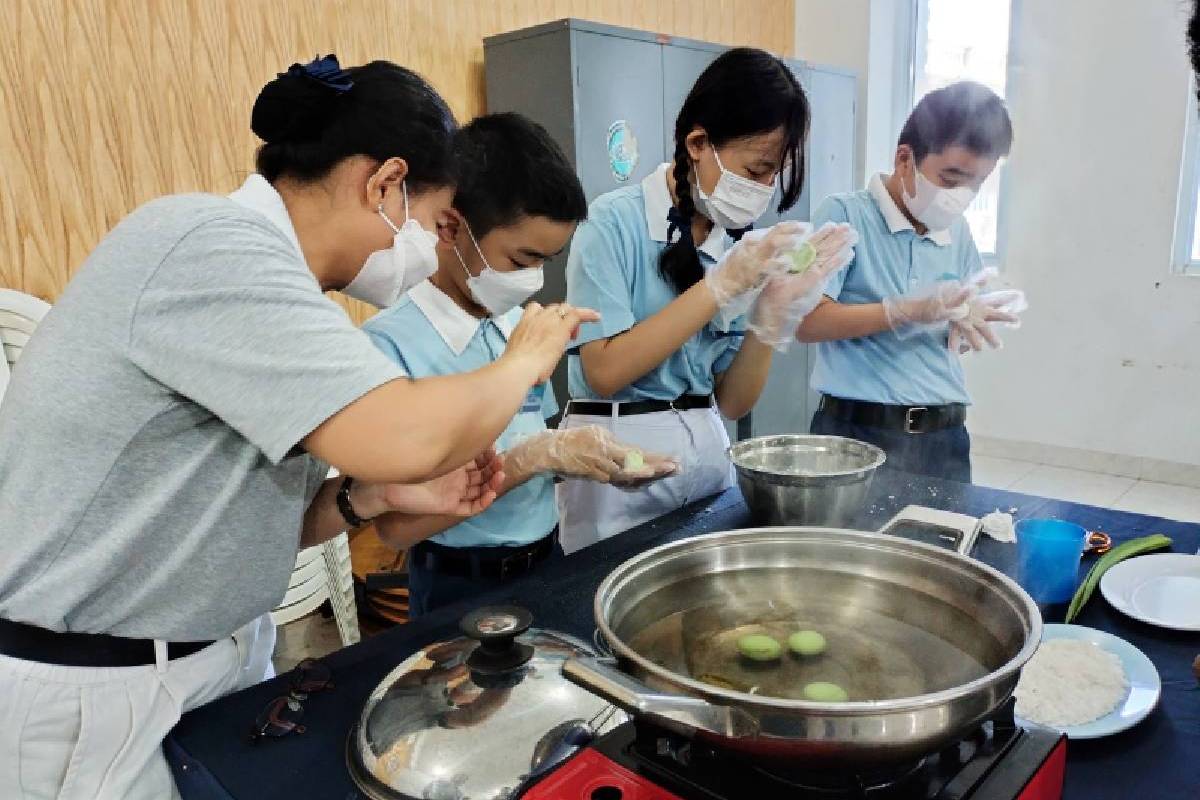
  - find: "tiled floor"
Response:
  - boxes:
[973,455,1200,523]
[273,611,344,673]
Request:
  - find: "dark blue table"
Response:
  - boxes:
[167,469,1200,799]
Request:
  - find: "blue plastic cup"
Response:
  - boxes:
[1015,519,1087,603]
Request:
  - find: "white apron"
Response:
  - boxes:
[556,404,735,554]
[0,613,275,800]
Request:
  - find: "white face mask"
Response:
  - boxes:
[693,146,776,230]
[455,222,544,316]
[901,165,977,232]
[342,182,439,308]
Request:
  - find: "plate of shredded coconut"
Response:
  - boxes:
[1014,624,1160,739]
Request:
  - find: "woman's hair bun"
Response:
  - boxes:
[252,57,457,188]
[251,55,354,145]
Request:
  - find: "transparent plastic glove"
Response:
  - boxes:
[712,283,765,333]
[747,222,859,351]
[503,425,677,485]
[784,221,858,278]
[948,289,1028,353]
[881,268,995,338]
[611,448,681,489]
[883,267,1002,338]
[705,221,810,309]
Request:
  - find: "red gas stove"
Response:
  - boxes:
[523,699,1066,800]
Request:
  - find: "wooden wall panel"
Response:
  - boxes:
[0,0,794,323]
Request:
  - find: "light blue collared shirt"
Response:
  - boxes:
[565,163,745,402]
[362,280,559,548]
[811,174,983,406]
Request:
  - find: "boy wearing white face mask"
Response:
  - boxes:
[797,81,1019,482]
[362,113,674,617]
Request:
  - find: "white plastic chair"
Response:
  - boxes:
[0,289,51,402]
[269,533,360,646]
[270,470,361,647]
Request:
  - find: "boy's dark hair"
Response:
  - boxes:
[252,57,457,192]
[452,112,587,238]
[899,81,1013,163]
[661,48,810,295]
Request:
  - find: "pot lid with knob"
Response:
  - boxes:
[346,606,624,800]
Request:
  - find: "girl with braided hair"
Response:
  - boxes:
[558,47,848,552]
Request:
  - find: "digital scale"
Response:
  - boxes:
[878,505,984,556]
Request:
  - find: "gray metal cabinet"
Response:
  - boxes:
[573,33,666,194]
[484,19,855,438]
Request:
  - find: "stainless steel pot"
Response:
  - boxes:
[728,435,886,527]
[564,528,1041,766]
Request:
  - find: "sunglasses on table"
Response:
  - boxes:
[248,658,335,742]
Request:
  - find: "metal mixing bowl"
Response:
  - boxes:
[728,435,886,527]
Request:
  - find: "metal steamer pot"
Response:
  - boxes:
[563,528,1042,766]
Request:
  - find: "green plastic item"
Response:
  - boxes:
[788,241,817,274]
[787,630,827,656]
[737,634,782,661]
[623,450,645,471]
[1064,533,1172,622]
[802,681,848,702]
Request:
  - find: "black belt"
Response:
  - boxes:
[568,394,713,417]
[412,532,556,581]
[819,395,967,434]
[0,617,216,668]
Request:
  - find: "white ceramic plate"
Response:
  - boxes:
[1015,624,1160,739]
[1099,553,1200,632]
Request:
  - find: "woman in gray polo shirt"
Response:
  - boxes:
[0,57,594,800]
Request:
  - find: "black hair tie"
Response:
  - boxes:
[284,54,354,94]
[666,206,694,247]
[726,224,753,242]
[668,207,753,245]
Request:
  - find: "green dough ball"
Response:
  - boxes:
[623,450,645,471]
[787,630,827,656]
[737,634,782,662]
[788,241,817,274]
[803,682,848,702]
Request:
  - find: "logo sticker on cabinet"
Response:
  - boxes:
[606,120,639,183]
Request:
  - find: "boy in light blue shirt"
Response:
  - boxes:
[798,82,1020,482]
[364,113,666,616]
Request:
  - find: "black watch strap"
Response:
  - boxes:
[336,476,372,528]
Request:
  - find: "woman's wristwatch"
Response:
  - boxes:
[336,476,374,528]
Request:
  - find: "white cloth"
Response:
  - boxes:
[0,614,275,800]
[556,405,734,554]
[981,510,1017,543]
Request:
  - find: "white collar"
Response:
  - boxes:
[227,174,306,258]
[641,163,729,261]
[868,173,952,247]
[407,279,516,356]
